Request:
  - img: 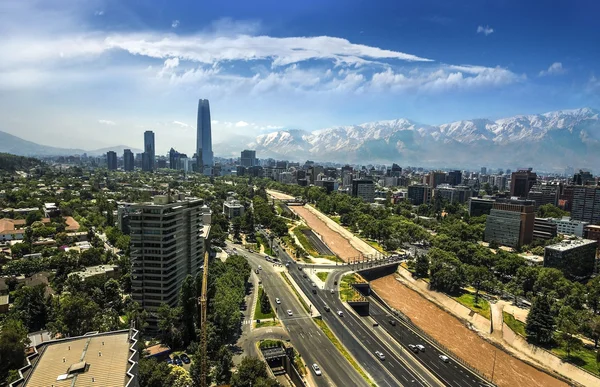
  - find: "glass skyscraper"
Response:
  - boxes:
[143,130,155,172]
[196,99,213,175]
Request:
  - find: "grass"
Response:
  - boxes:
[331,215,341,225]
[339,274,365,302]
[503,312,526,337]
[316,272,329,282]
[453,292,491,320]
[551,341,600,376]
[313,318,376,387]
[293,225,320,257]
[256,320,280,329]
[254,286,276,320]
[259,339,283,349]
[366,239,387,254]
[280,272,310,313]
[294,353,307,376]
[256,234,275,256]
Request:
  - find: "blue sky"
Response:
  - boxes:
[1,0,599,155]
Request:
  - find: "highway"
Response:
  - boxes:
[229,243,369,387]
[267,240,443,387]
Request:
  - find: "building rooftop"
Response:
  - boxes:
[68,265,119,280]
[546,238,597,251]
[11,330,138,387]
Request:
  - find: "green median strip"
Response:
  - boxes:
[279,272,311,313]
[313,318,376,387]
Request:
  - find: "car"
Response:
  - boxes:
[298,266,303,271]
[285,262,290,267]
[408,344,419,353]
[312,363,322,376]
[303,273,308,278]
[166,357,173,365]
[330,289,334,294]
[174,358,183,366]
[311,282,316,287]
[334,280,338,285]
[439,355,449,363]
[181,354,190,364]
[373,322,379,327]
[416,344,425,352]
[255,269,259,274]
[337,310,343,317]
[312,289,317,294]
[375,351,386,360]
[276,298,281,304]
[258,265,262,270]
[287,309,293,316]
[323,305,330,312]
[389,319,396,326]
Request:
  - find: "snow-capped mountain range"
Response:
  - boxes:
[249,108,600,170]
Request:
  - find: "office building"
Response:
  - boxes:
[550,217,589,237]
[544,239,597,279]
[316,178,337,194]
[533,218,558,240]
[351,179,375,203]
[142,130,155,172]
[584,225,600,245]
[434,184,472,204]
[489,175,507,191]
[107,151,117,170]
[9,329,139,387]
[408,184,432,205]
[571,186,600,224]
[169,148,184,170]
[446,170,462,186]
[428,171,447,188]
[527,184,559,210]
[223,197,245,218]
[240,149,257,167]
[573,170,594,186]
[484,199,535,248]
[468,197,495,217]
[129,194,210,327]
[123,149,134,171]
[481,167,487,175]
[197,99,214,175]
[510,169,537,198]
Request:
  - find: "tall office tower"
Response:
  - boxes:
[240,149,257,167]
[446,170,462,186]
[571,186,600,224]
[510,169,537,198]
[573,170,594,186]
[484,199,535,248]
[142,130,155,172]
[106,151,117,170]
[130,194,210,328]
[123,149,134,171]
[481,167,487,175]
[197,99,214,175]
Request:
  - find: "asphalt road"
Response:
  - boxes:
[268,239,443,387]
[229,243,369,387]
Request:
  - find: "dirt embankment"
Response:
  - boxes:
[371,275,568,387]
[290,206,361,262]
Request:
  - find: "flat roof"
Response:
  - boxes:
[23,332,131,387]
[546,238,597,251]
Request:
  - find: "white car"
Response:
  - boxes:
[276,298,281,304]
[258,265,262,270]
[439,355,449,363]
[337,310,343,317]
[312,363,322,376]
[416,344,425,352]
[287,310,293,316]
[375,351,386,361]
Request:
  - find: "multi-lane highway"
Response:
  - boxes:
[229,242,369,387]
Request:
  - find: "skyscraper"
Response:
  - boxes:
[197,99,214,175]
[510,169,537,198]
[123,149,134,171]
[106,151,117,170]
[142,130,155,172]
[240,149,256,167]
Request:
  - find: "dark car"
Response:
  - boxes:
[303,273,308,278]
[389,319,396,326]
[166,357,173,365]
[181,353,191,364]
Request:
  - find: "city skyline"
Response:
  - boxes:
[0,0,599,154]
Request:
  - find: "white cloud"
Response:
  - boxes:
[172,120,191,128]
[477,25,494,36]
[98,119,116,125]
[94,10,104,16]
[235,121,250,127]
[539,62,565,76]
[171,20,180,28]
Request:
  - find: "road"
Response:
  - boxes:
[229,243,369,387]
[265,238,445,387]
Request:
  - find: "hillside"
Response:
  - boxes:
[0,153,43,172]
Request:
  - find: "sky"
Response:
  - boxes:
[1,0,599,156]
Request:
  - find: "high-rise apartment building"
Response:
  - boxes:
[351,179,375,203]
[240,150,257,167]
[484,199,535,248]
[142,130,155,172]
[123,149,134,171]
[129,194,210,328]
[573,170,594,186]
[434,185,472,204]
[571,186,600,224]
[107,151,117,170]
[428,171,447,188]
[527,183,559,210]
[510,169,537,198]
[408,184,432,205]
[197,99,214,175]
[446,170,462,186]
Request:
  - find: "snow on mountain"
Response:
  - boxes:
[251,108,600,170]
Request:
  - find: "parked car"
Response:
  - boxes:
[375,351,386,360]
[312,363,322,376]
[439,355,449,363]
[166,357,173,365]
[311,282,316,287]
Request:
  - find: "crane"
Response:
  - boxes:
[199,250,210,387]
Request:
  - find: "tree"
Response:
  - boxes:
[213,345,233,385]
[428,248,465,294]
[230,356,277,387]
[171,365,193,387]
[414,253,429,278]
[587,277,600,315]
[157,303,182,349]
[538,204,568,219]
[0,318,30,384]
[557,306,581,358]
[25,211,43,226]
[138,358,175,387]
[260,287,272,315]
[466,265,492,304]
[586,314,600,348]
[232,217,242,241]
[179,275,197,346]
[526,296,555,345]
[11,283,49,331]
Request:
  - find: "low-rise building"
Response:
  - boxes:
[544,238,598,279]
[584,225,600,245]
[549,217,589,237]
[68,265,120,281]
[533,218,558,240]
[223,197,245,219]
[43,203,59,218]
[407,184,432,205]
